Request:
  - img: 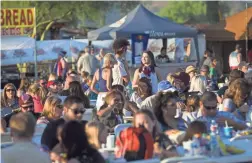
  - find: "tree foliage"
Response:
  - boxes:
[1,1,139,38]
[159,1,207,23]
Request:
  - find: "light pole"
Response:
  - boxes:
[245,1,248,61]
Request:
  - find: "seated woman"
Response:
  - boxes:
[182,95,200,123]
[97,90,125,132]
[1,83,19,111]
[60,121,105,163]
[85,121,109,149]
[91,53,116,94]
[132,50,162,94]
[133,109,178,159]
[69,81,90,108]
[37,96,63,125]
[222,79,250,115]
[167,71,190,94]
[111,84,139,116]
[130,77,152,108]
[188,75,206,95]
[153,91,188,132]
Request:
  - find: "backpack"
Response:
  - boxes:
[115,127,154,161]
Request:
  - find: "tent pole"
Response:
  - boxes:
[34,7,38,80]
[194,36,200,68]
[162,38,167,52]
[245,2,248,61]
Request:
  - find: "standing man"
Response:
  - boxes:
[112,38,130,86]
[53,51,68,79]
[77,46,99,77]
[96,48,106,66]
[229,44,242,70]
[201,50,212,68]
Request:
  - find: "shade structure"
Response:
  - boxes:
[225,7,252,40]
[88,4,198,41]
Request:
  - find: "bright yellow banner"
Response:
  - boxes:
[1,8,35,36]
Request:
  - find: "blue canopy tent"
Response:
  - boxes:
[88,4,200,65]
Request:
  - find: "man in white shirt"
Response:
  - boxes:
[2,112,51,163]
[112,39,130,86]
[77,46,99,76]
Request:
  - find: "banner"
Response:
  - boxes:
[1,8,35,36]
[1,39,113,66]
[131,34,149,65]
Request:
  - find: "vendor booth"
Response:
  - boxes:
[88,4,204,79]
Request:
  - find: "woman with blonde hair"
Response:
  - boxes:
[27,83,47,113]
[188,75,206,94]
[91,53,116,94]
[37,96,63,124]
[17,78,30,97]
[97,90,125,131]
[1,83,19,110]
[85,121,109,149]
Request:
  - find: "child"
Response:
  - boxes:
[209,58,219,91]
[81,71,93,96]
[180,121,207,144]
[182,95,200,123]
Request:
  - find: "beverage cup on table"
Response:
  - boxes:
[223,127,233,138]
[106,134,115,148]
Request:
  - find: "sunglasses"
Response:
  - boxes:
[204,105,217,110]
[41,82,47,85]
[56,104,64,109]
[22,105,34,109]
[70,108,85,115]
[6,89,15,92]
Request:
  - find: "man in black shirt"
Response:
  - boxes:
[41,96,87,150]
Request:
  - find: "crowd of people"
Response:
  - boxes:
[1,38,252,163]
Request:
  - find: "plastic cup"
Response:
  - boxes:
[223,127,233,138]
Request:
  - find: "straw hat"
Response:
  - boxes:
[185,65,196,74]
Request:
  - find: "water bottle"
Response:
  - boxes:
[210,121,221,157]
[106,134,115,149]
[191,136,201,156]
[225,77,229,84]
[210,132,221,157]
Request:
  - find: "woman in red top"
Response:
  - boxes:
[27,83,47,113]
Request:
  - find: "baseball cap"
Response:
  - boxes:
[19,94,34,107]
[185,65,197,74]
[47,80,59,88]
[200,65,209,72]
[59,51,67,57]
[238,61,249,69]
[158,80,177,92]
[235,44,241,50]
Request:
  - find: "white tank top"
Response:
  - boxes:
[229,51,239,67]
